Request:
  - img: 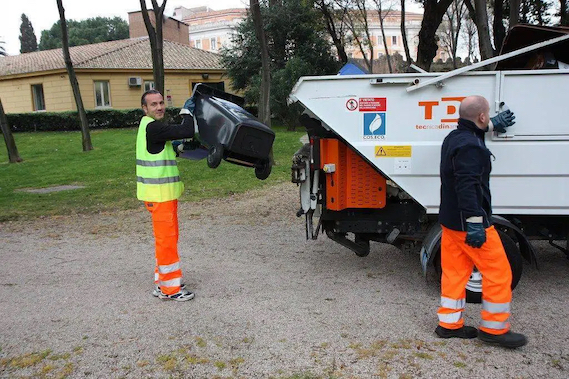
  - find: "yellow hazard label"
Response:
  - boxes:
[375,145,412,158]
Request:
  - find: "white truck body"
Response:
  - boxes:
[290,69,569,216]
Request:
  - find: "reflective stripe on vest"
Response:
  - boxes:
[137,176,181,185]
[136,159,178,167]
[136,116,184,202]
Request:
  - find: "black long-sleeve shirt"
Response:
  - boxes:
[146,115,195,154]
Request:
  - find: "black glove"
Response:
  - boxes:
[465,222,486,248]
[184,138,201,151]
[171,140,183,157]
[491,109,516,133]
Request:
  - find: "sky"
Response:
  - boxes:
[1,0,249,56]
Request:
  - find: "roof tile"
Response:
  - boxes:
[0,37,223,77]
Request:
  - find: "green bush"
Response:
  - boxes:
[6,108,183,132]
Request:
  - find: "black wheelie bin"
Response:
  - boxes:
[192,83,275,180]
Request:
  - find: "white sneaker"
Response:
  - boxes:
[158,290,195,302]
[152,284,189,297]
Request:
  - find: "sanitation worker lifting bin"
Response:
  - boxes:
[178,84,275,180]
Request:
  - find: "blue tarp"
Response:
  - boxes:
[338,62,368,75]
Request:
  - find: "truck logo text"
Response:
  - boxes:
[416,96,465,130]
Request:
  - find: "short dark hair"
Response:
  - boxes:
[141,89,162,107]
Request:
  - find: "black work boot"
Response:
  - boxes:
[435,325,478,339]
[478,330,528,348]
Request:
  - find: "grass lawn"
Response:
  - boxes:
[0,126,305,221]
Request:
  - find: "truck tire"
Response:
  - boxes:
[255,159,271,180]
[434,229,523,304]
[207,144,224,168]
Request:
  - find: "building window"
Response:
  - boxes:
[195,39,202,49]
[31,84,45,111]
[392,35,398,46]
[144,81,155,92]
[210,38,217,50]
[94,81,111,108]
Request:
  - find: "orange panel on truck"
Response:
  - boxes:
[320,139,386,211]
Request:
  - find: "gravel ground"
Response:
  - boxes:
[1,182,569,378]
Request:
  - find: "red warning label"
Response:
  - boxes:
[359,97,387,112]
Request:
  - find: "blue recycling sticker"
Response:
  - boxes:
[363,113,386,136]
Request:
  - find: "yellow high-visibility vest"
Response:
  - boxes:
[136,116,184,202]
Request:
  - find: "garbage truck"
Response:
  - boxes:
[289,24,569,302]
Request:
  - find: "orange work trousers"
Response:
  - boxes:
[145,200,183,295]
[438,225,512,335]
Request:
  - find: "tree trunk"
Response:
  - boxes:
[359,1,373,73]
[473,0,494,60]
[520,0,529,23]
[493,0,506,53]
[509,0,521,27]
[450,0,465,68]
[464,0,478,24]
[0,98,23,163]
[561,0,568,26]
[376,2,392,73]
[400,0,413,65]
[57,0,93,152]
[316,0,349,64]
[416,0,454,71]
[345,0,373,73]
[250,0,271,128]
[140,0,166,95]
[449,12,458,68]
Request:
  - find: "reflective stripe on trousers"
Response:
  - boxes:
[439,226,512,334]
[146,200,183,295]
[437,296,465,328]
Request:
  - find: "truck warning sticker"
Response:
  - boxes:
[375,145,412,158]
[346,98,358,111]
[363,113,386,140]
[359,97,387,112]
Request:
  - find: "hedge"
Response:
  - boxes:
[6,108,184,133]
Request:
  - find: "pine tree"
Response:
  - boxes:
[19,13,38,53]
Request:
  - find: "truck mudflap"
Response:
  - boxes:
[420,215,539,277]
[420,224,443,277]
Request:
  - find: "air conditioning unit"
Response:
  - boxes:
[128,77,142,87]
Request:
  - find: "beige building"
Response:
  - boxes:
[0,37,229,114]
[174,6,247,53]
[173,6,430,61]
[128,11,190,45]
[345,11,424,60]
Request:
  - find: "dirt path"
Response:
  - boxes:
[1,183,568,378]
